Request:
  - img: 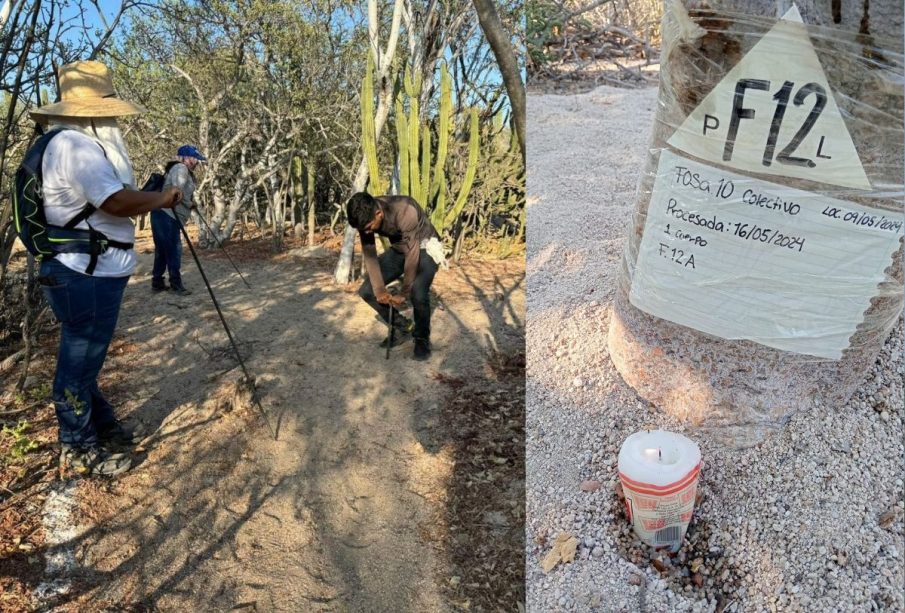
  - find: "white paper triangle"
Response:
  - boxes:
[667,5,871,190]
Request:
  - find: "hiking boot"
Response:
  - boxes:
[97,420,138,447]
[380,328,412,349]
[60,445,131,477]
[413,338,431,361]
[151,277,168,292]
[170,282,191,296]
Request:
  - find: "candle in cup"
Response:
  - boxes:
[618,430,701,552]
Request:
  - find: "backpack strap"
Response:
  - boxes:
[62,203,96,229]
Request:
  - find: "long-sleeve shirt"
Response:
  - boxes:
[359,195,438,296]
[162,162,196,224]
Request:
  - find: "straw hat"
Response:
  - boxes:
[29,60,146,119]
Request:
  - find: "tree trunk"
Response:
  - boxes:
[607,0,903,448]
[334,0,404,284]
[307,163,316,245]
[472,0,525,163]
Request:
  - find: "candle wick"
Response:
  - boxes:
[658,448,662,461]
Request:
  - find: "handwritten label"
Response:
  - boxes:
[629,150,902,359]
[667,6,871,190]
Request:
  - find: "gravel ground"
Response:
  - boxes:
[525,85,905,612]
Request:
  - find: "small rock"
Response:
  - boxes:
[880,509,897,529]
[692,573,704,588]
[580,480,601,492]
[572,377,583,388]
[652,558,669,573]
[629,574,643,586]
[592,546,604,558]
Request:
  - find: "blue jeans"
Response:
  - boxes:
[150,210,182,284]
[39,258,129,447]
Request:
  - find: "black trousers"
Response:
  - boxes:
[359,248,438,340]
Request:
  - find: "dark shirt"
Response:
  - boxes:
[358,195,438,296]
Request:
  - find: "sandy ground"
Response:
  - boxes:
[525,85,904,612]
[11,229,523,611]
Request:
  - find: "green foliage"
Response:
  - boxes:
[2,421,39,463]
[28,382,51,402]
[63,388,85,416]
[526,0,566,70]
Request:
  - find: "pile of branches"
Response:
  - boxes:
[528,0,661,85]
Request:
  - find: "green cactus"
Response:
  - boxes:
[395,91,410,195]
[431,63,452,203]
[361,52,384,195]
[420,126,431,207]
[366,59,479,236]
[404,67,422,203]
[443,108,480,230]
[429,63,452,230]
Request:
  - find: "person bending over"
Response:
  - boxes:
[346,192,446,361]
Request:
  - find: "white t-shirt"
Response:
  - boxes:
[42,129,136,277]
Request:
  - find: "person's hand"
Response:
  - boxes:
[376,291,406,307]
[161,187,183,209]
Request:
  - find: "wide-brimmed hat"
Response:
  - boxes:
[29,60,146,119]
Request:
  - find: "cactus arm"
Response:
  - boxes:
[444,108,480,228]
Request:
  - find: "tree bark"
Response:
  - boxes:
[334,0,405,284]
[472,0,525,162]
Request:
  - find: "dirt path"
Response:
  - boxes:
[27,230,523,611]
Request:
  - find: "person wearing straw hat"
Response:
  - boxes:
[150,145,207,295]
[28,60,182,477]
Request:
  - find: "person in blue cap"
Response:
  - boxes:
[150,145,206,295]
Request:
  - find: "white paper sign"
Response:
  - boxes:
[629,150,902,359]
[667,6,871,190]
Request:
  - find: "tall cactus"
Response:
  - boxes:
[420,126,430,206]
[442,107,480,230]
[361,52,384,195]
[404,67,422,204]
[429,63,452,230]
[394,90,410,196]
[382,60,479,236]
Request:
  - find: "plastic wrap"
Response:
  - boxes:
[608,0,904,448]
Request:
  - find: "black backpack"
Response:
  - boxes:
[141,161,180,193]
[12,127,134,274]
[141,172,165,192]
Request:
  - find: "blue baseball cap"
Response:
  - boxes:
[177,145,207,162]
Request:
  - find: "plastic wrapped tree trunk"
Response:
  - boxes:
[608,0,904,447]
